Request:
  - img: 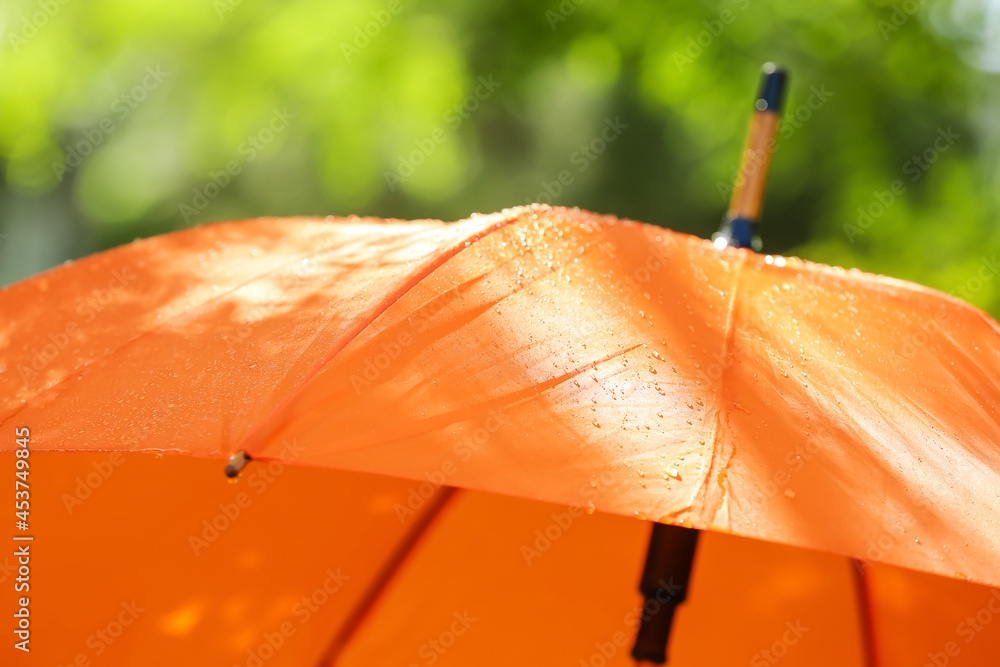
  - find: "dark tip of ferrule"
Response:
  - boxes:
[224,450,251,478]
[714,216,759,251]
[755,63,788,113]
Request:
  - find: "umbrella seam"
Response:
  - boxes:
[693,251,749,529]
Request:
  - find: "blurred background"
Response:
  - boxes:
[1,0,999,312]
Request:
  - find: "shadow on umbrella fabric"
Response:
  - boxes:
[2,205,999,665]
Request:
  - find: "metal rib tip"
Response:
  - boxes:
[224,450,251,478]
[755,63,788,113]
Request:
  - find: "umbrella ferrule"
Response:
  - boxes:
[718,63,787,250]
[713,216,760,251]
[224,450,252,478]
[755,62,788,113]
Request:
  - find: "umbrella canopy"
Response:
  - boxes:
[3,205,1000,665]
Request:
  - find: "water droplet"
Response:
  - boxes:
[784,489,795,499]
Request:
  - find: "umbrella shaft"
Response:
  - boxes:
[727,110,780,223]
[630,523,699,664]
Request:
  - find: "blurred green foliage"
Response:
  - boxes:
[1,0,998,312]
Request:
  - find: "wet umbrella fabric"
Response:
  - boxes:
[2,205,1000,665]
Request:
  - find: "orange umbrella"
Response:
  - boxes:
[3,204,1000,666]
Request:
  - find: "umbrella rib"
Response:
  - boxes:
[313,486,459,666]
[851,559,879,667]
[0,216,511,450]
[291,343,644,457]
[236,209,531,455]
